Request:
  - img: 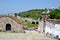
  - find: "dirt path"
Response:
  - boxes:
[0,30,57,40]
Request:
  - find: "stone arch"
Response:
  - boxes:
[36,21,39,24]
[32,21,35,24]
[6,23,11,31]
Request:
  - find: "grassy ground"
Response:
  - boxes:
[23,21,36,28]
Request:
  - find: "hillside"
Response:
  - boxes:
[18,7,60,20]
[18,9,45,20]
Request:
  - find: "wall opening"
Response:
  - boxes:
[36,22,39,24]
[6,23,11,31]
[32,22,35,24]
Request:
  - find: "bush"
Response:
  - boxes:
[25,20,27,22]
[23,21,36,28]
[49,9,60,19]
[0,30,2,32]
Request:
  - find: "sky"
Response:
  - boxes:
[0,0,60,15]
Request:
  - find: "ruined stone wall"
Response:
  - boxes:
[46,21,55,28]
[0,17,24,33]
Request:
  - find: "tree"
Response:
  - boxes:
[49,8,60,19]
[18,9,42,20]
[14,13,17,17]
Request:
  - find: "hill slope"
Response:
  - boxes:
[18,9,45,20]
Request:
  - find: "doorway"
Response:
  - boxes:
[6,23,11,31]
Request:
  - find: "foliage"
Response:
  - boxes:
[18,9,43,20]
[49,8,60,19]
[23,21,36,28]
[0,30,2,32]
[18,7,60,19]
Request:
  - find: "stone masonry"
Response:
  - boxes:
[0,16,24,33]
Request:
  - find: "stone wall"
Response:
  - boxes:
[46,21,60,28]
[46,21,55,28]
[38,20,44,32]
[0,17,24,33]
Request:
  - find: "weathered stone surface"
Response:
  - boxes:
[38,21,44,32]
[0,16,24,33]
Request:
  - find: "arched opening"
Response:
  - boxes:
[32,22,35,24]
[36,22,39,24]
[6,23,11,31]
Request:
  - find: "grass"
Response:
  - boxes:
[0,30,6,32]
[8,15,22,24]
[23,21,36,28]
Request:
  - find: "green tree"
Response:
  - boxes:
[49,8,60,19]
[18,9,42,20]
